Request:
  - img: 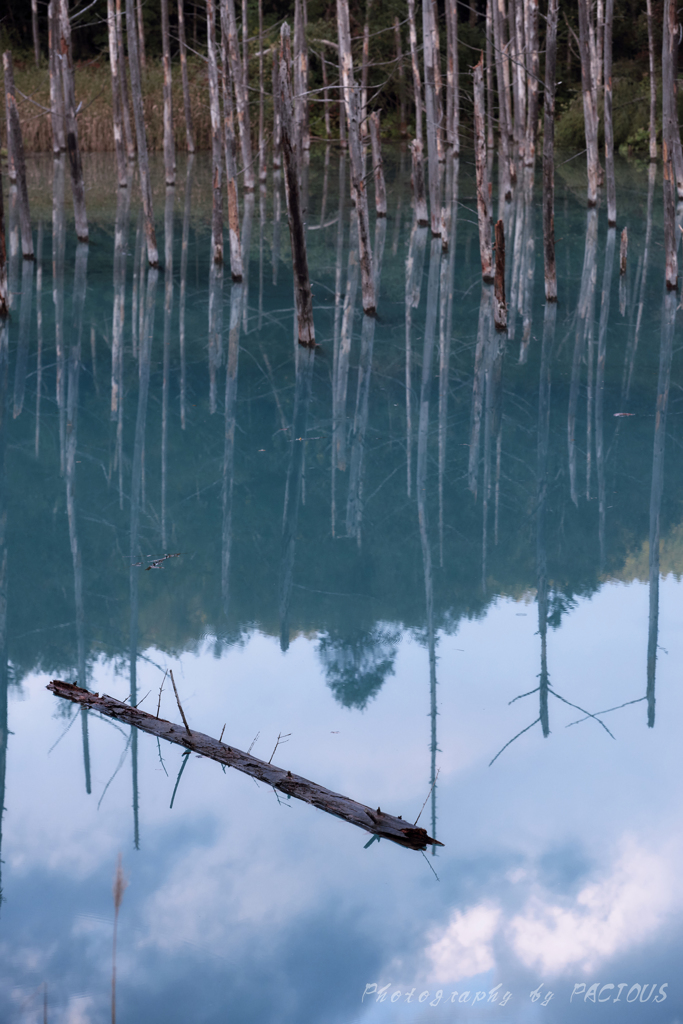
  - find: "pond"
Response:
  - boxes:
[0,148,681,1023]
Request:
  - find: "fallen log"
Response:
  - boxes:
[47,680,442,852]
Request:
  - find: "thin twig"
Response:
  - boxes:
[169,670,191,735]
[156,737,168,776]
[170,750,191,808]
[268,732,291,764]
[566,695,647,727]
[156,670,168,718]
[489,718,541,767]
[421,849,440,881]
[219,723,226,743]
[247,731,260,754]
[548,688,615,739]
[508,685,540,705]
[414,768,440,826]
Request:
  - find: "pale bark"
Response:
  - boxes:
[662,0,678,289]
[337,0,375,314]
[48,3,66,153]
[407,0,423,144]
[321,48,332,138]
[272,48,282,167]
[523,0,539,166]
[394,17,407,136]
[57,0,88,243]
[179,156,194,428]
[106,0,127,187]
[493,219,506,330]
[126,0,158,265]
[160,0,175,184]
[543,0,558,301]
[258,0,266,177]
[361,1,372,138]
[136,0,146,70]
[222,0,255,191]
[410,139,429,227]
[473,56,493,282]
[369,112,387,216]
[603,0,615,225]
[32,0,40,67]
[511,0,526,156]
[492,0,512,203]
[0,163,6,316]
[3,53,34,258]
[279,25,315,348]
[294,0,308,152]
[115,0,135,160]
[445,0,460,154]
[645,0,657,160]
[422,0,441,234]
[485,0,495,150]
[220,2,244,281]
[207,0,224,264]
[178,0,195,153]
[578,0,599,207]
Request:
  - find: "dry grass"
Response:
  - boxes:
[7,56,214,152]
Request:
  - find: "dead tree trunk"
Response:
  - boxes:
[663,0,678,290]
[220,0,244,280]
[126,0,158,266]
[294,0,308,151]
[161,0,176,184]
[178,0,195,153]
[361,0,372,138]
[407,0,423,144]
[543,0,558,301]
[3,53,34,259]
[578,0,599,207]
[445,0,460,154]
[492,0,512,202]
[32,0,40,67]
[136,0,146,70]
[523,0,539,166]
[394,17,408,137]
[620,227,628,274]
[279,25,316,348]
[272,48,282,167]
[0,163,7,316]
[337,0,375,314]
[48,680,442,850]
[207,0,224,264]
[369,111,387,216]
[645,0,657,160]
[57,0,88,243]
[116,0,135,161]
[485,0,495,150]
[603,0,616,225]
[106,0,127,187]
[493,219,507,329]
[473,55,493,282]
[510,0,526,157]
[411,139,429,227]
[258,0,266,178]
[48,2,66,153]
[422,0,442,234]
[222,0,255,191]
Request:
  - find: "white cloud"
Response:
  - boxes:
[63,995,95,1024]
[425,903,501,982]
[509,838,683,975]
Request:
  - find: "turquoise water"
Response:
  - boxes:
[0,149,682,1022]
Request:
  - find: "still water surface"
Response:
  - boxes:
[0,149,682,1023]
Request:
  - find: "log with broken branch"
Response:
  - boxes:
[48,680,442,851]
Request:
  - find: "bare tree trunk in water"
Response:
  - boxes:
[272,49,282,167]
[48,3,66,153]
[645,0,657,160]
[578,0,599,207]
[178,0,195,152]
[493,219,506,330]
[422,0,441,235]
[279,25,316,348]
[492,0,512,203]
[369,112,387,216]
[361,0,372,138]
[523,0,539,166]
[407,0,423,144]
[543,0,558,301]
[136,0,146,71]
[662,0,678,290]
[337,0,375,314]
[3,53,34,258]
[603,0,616,225]
[220,0,244,280]
[222,0,255,191]
[485,0,495,150]
[394,17,408,137]
[473,55,493,282]
[411,139,429,227]
[258,0,266,178]
[126,0,158,265]
[107,0,128,187]
[161,0,176,184]
[116,0,135,161]
[207,0,224,264]
[56,1,89,242]
[445,0,460,154]
[32,0,40,67]
[0,164,7,316]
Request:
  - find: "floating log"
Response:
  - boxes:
[47,680,441,851]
